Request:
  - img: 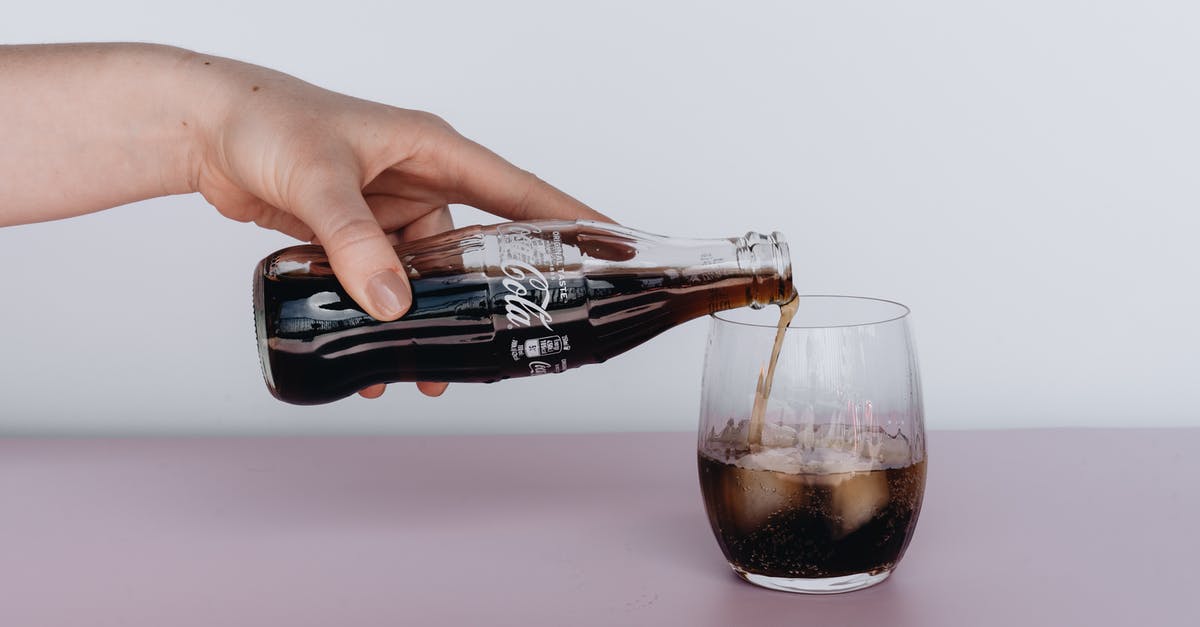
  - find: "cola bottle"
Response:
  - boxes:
[253,220,793,405]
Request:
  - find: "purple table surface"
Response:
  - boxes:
[1,429,1197,626]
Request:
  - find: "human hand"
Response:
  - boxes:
[0,44,608,398]
[183,54,609,398]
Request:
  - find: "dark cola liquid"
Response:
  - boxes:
[255,221,792,404]
[698,451,926,579]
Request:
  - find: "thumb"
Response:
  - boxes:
[293,176,411,321]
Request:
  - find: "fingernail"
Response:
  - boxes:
[367,270,410,319]
[418,382,450,397]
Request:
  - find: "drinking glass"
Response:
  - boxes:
[697,295,927,594]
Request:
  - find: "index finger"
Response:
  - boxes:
[439,135,614,224]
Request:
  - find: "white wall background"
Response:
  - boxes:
[2,1,1197,435]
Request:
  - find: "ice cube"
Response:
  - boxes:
[877,433,916,468]
[715,418,749,444]
[829,470,890,539]
[866,436,885,464]
[760,422,798,448]
[803,447,878,475]
[798,421,817,451]
[724,457,808,532]
[737,448,803,474]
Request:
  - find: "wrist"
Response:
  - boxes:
[0,43,232,223]
[155,45,233,196]
[85,44,214,198]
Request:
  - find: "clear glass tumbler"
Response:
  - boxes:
[697,296,927,594]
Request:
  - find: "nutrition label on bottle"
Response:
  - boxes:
[491,223,586,376]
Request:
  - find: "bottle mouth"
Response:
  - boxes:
[743,230,794,308]
[769,231,793,305]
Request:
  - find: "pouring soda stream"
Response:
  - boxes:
[748,295,800,446]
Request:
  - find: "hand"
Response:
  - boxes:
[0,44,608,399]
[184,54,609,398]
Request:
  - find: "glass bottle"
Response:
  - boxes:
[253,220,793,404]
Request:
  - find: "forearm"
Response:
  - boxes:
[0,43,212,226]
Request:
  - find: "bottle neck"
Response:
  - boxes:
[734,231,794,308]
[574,224,795,310]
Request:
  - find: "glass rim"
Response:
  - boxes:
[711,294,911,329]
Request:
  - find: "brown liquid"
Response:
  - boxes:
[698,451,926,578]
[748,296,799,445]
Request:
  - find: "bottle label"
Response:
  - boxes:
[497,226,557,331]
[493,223,584,376]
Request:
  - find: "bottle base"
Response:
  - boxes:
[251,261,276,394]
[732,567,891,594]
